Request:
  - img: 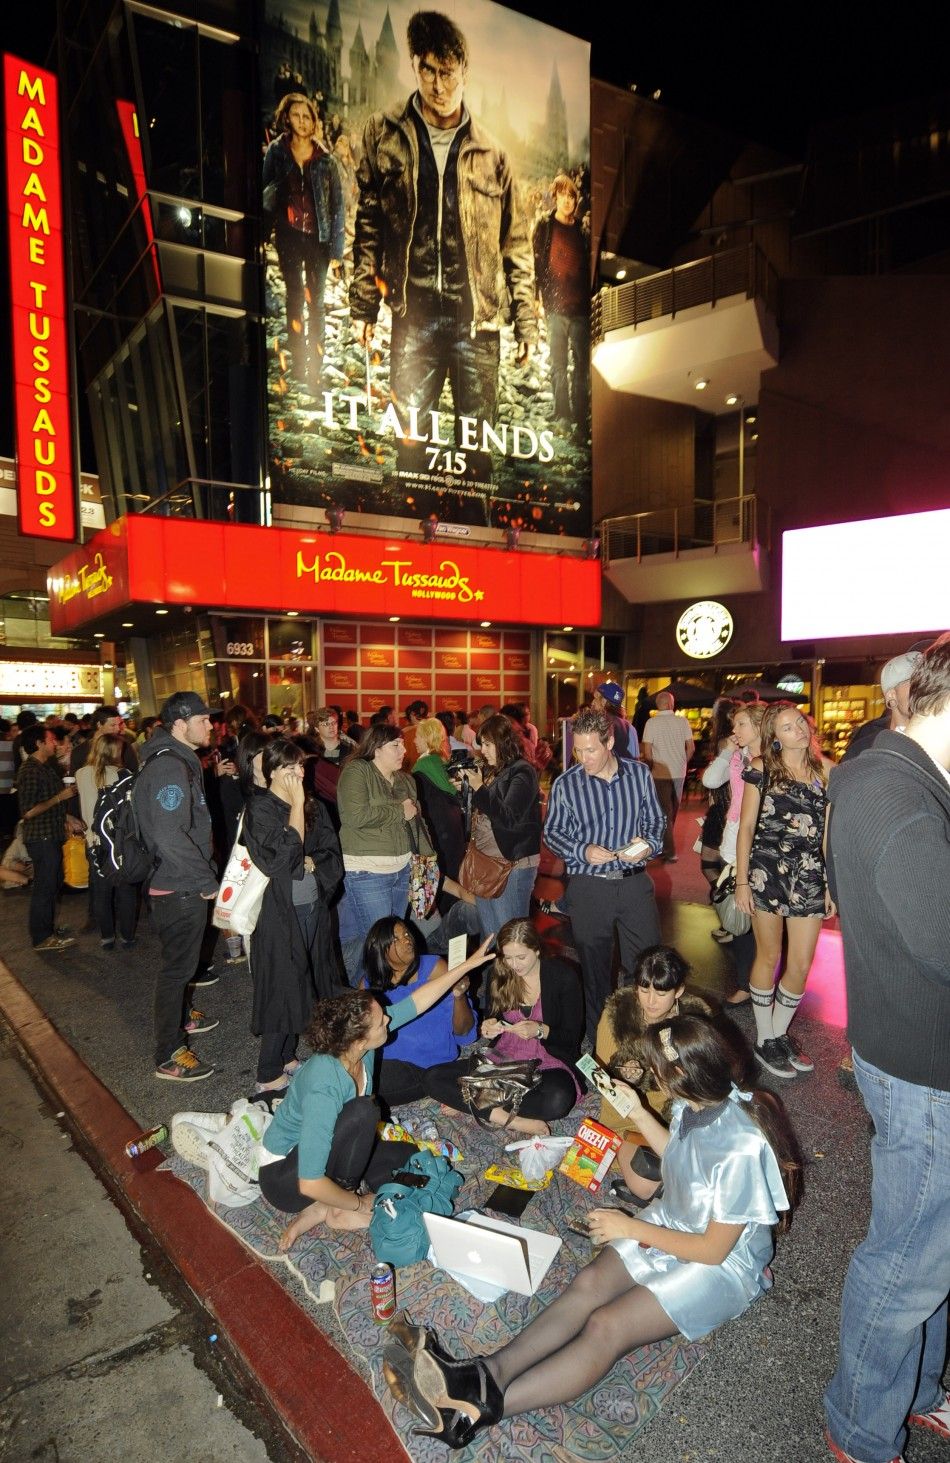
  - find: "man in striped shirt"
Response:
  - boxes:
[544,708,664,1045]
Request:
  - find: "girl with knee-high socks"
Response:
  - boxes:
[734,702,835,1078]
[425,917,582,1136]
[258,938,494,1251]
[382,1016,802,1449]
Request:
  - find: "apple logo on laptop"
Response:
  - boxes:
[466,1250,483,1266]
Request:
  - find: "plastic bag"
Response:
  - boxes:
[62,834,89,889]
[172,1098,273,1207]
[505,1134,573,1183]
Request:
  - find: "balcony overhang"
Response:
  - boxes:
[604,539,769,603]
[594,294,778,409]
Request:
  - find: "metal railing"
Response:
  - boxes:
[592,245,778,344]
[601,494,767,566]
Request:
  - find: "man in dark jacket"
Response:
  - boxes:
[824,633,950,1463]
[16,724,84,950]
[350,10,536,428]
[135,692,219,1082]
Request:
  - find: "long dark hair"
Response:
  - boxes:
[237,730,273,795]
[640,1015,803,1229]
[263,734,318,826]
[362,916,421,993]
[478,713,523,776]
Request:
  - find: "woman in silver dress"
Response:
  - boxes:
[381,1016,802,1448]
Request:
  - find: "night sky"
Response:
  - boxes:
[1,0,942,461]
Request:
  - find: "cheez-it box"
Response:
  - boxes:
[558,1118,622,1193]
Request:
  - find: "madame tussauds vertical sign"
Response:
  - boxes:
[3,56,77,541]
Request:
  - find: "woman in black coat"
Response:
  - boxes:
[457,714,541,937]
[243,735,344,1099]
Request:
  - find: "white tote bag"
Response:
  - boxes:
[213,812,269,937]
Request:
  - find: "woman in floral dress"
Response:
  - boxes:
[734,702,835,1080]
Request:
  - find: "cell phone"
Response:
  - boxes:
[484,1183,535,1218]
[611,837,651,860]
[482,932,497,954]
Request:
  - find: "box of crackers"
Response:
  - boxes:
[558,1117,622,1194]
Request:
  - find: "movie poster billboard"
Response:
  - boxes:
[260,1,591,537]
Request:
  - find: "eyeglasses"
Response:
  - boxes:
[417,59,463,85]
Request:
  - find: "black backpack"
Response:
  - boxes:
[90,746,188,885]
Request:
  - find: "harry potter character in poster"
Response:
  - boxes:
[350,11,536,434]
[261,0,591,535]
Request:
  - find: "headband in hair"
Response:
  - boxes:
[658,1026,678,1062]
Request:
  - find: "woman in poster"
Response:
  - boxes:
[262,93,345,385]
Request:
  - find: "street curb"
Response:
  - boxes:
[0,957,408,1463]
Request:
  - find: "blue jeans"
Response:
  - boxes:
[824,1051,950,1462]
[339,865,411,983]
[474,863,537,940]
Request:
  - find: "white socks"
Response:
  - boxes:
[771,982,803,1039]
[750,985,774,1046]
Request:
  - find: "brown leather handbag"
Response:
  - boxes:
[458,813,513,899]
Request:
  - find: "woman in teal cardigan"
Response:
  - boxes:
[337,723,434,980]
[260,937,494,1250]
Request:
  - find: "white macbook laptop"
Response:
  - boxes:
[423,1212,562,1297]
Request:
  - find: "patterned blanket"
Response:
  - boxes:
[164,1092,705,1460]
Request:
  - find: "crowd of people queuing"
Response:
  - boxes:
[3,635,948,1461]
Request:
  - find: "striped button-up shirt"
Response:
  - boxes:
[544,757,665,875]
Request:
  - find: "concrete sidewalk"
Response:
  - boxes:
[0,1031,275,1462]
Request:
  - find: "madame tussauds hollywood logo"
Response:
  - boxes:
[295,550,485,603]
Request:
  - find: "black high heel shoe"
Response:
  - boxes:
[386,1312,456,1367]
[382,1339,504,1449]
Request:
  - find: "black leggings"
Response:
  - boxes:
[258,1096,416,1214]
[424,1060,578,1122]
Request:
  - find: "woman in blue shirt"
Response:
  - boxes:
[260,937,493,1251]
[364,917,478,1108]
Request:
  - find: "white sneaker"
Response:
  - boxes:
[170,1110,228,1168]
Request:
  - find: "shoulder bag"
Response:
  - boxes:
[457,1039,541,1128]
[458,811,513,900]
[406,816,439,920]
[213,811,270,937]
[711,770,768,936]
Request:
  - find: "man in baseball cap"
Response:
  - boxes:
[136,689,219,1083]
[591,682,638,760]
[842,650,924,762]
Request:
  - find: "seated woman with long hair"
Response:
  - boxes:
[259,937,495,1251]
[425,917,582,1137]
[363,916,477,1108]
[383,1016,802,1449]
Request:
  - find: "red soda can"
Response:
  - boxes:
[370,1262,396,1324]
[125,1125,168,1158]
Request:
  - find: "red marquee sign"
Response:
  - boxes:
[3,55,76,541]
[48,517,602,634]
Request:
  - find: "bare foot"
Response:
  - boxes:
[492,1108,550,1137]
[278,1200,329,1251]
[327,1203,372,1231]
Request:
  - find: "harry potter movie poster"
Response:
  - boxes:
[260,0,591,536]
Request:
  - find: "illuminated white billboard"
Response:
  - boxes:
[782,509,950,640]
